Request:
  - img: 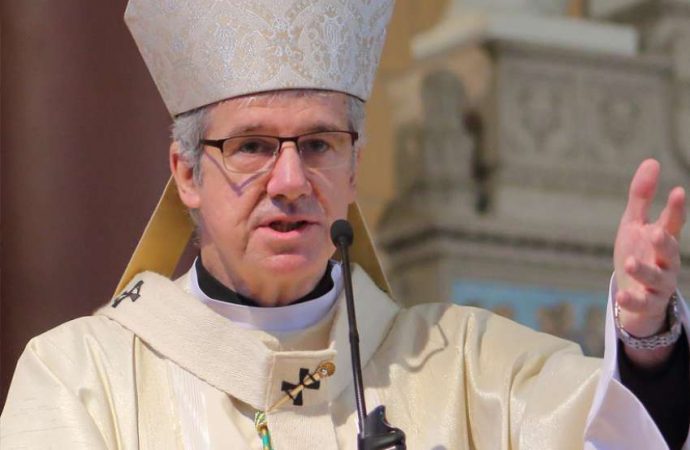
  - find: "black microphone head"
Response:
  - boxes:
[330,219,354,247]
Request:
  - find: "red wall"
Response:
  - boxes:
[1,0,174,407]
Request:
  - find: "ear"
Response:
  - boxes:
[170,141,201,209]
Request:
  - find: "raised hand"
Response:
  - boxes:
[614,159,686,366]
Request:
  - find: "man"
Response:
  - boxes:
[1,1,689,449]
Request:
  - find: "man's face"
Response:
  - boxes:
[173,92,358,303]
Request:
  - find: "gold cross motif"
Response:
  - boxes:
[269,361,336,411]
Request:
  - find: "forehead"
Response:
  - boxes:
[206,90,350,135]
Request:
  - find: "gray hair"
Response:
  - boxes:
[171,90,366,185]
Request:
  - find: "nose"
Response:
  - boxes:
[265,143,312,201]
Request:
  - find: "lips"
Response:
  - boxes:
[268,220,309,232]
[257,215,318,235]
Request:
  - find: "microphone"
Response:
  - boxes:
[331,219,354,247]
[330,220,406,450]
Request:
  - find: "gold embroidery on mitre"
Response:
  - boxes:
[125,0,395,116]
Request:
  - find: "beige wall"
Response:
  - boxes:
[358,0,449,228]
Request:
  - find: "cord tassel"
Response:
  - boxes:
[254,411,273,450]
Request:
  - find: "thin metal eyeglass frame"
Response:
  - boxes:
[200,130,359,174]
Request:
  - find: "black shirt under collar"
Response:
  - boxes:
[195,256,334,308]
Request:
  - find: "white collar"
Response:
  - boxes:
[187,259,343,332]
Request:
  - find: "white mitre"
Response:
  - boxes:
[115,0,395,295]
[125,0,395,116]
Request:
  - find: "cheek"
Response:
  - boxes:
[197,177,264,238]
[313,171,355,218]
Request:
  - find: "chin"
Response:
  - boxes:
[259,253,326,277]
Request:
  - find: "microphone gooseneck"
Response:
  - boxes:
[330,219,406,450]
[330,219,367,429]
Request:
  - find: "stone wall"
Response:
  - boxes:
[378,4,690,355]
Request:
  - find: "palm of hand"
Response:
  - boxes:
[613,159,685,338]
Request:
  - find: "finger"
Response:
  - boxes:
[650,227,681,270]
[657,186,686,239]
[616,288,667,314]
[624,256,675,295]
[622,159,660,224]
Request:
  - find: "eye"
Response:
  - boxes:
[300,137,333,154]
[226,137,277,156]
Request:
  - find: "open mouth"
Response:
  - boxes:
[268,220,309,232]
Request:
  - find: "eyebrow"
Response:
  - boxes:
[226,124,263,135]
[301,121,350,133]
[224,120,350,137]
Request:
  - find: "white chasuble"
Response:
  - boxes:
[1,265,679,449]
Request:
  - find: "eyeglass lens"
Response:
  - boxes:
[221,132,353,174]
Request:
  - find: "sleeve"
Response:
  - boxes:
[0,318,137,450]
[618,330,690,449]
[583,277,690,450]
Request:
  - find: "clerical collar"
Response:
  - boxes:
[195,256,334,307]
[188,257,343,332]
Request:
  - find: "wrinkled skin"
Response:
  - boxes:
[171,92,358,306]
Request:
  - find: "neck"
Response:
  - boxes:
[199,247,329,307]
[195,256,334,308]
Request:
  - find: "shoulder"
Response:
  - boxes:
[16,315,138,409]
[30,314,133,350]
[388,303,585,361]
[24,315,135,376]
[390,302,495,336]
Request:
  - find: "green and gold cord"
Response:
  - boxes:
[254,411,273,450]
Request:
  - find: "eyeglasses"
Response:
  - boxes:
[201,130,359,174]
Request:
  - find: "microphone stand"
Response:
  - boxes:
[331,220,406,450]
